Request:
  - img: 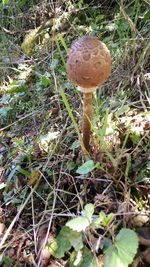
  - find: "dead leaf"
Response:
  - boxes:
[28,170,41,186]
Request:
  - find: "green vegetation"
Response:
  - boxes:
[0,0,149,266]
[49,204,138,267]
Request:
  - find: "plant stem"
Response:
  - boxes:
[82,92,93,152]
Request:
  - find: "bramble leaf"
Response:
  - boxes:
[55,226,72,258]
[73,250,82,266]
[66,216,90,232]
[84,203,94,221]
[104,228,139,267]
[102,213,114,227]
[91,211,105,229]
[78,246,99,267]
[91,211,113,229]
[48,238,58,256]
[104,246,126,267]
[68,230,83,251]
[115,229,139,265]
[54,226,83,258]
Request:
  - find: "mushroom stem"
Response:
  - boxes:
[82,92,93,152]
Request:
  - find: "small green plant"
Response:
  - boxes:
[48,204,139,267]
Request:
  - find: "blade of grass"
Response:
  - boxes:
[59,33,68,54]
[55,38,66,69]
[125,154,131,179]
[60,88,85,153]
[101,109,109,138]
[121,131,130,152]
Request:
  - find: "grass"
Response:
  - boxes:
[0,0,150,266]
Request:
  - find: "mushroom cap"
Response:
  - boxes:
[67,35,112,90]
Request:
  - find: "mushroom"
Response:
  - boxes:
[67,35,112,152]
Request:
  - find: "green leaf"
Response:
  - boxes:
[78,246,99,267]
[48,238,58,256]
[55,226,72,258]
[91,211,105,229]
[70,251,77,267]
[104,229,139,267]
[73,250,82,266]
[102,213,114,227]
[115,105,129,117]
[99,211,106,222]
[6,80,27,95]
[91,211,113,229]
[68,230,83,251]
[101,238,112,250]
[41,75,51,87]
[66,204,94,233]
[104,246,125,267]
[115,229,139,265]
[66,216,90,232]
[71,140,80,150]
[76,160,96,175]
[84,203,94,221]
[54,226,83,258]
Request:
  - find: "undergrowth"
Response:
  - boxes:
[0,0,150,266]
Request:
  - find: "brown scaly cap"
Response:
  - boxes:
[67,35,112,90]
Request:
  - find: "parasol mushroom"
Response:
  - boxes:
[67,35,112,152]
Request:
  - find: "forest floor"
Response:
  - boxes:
[0,0,150,266]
